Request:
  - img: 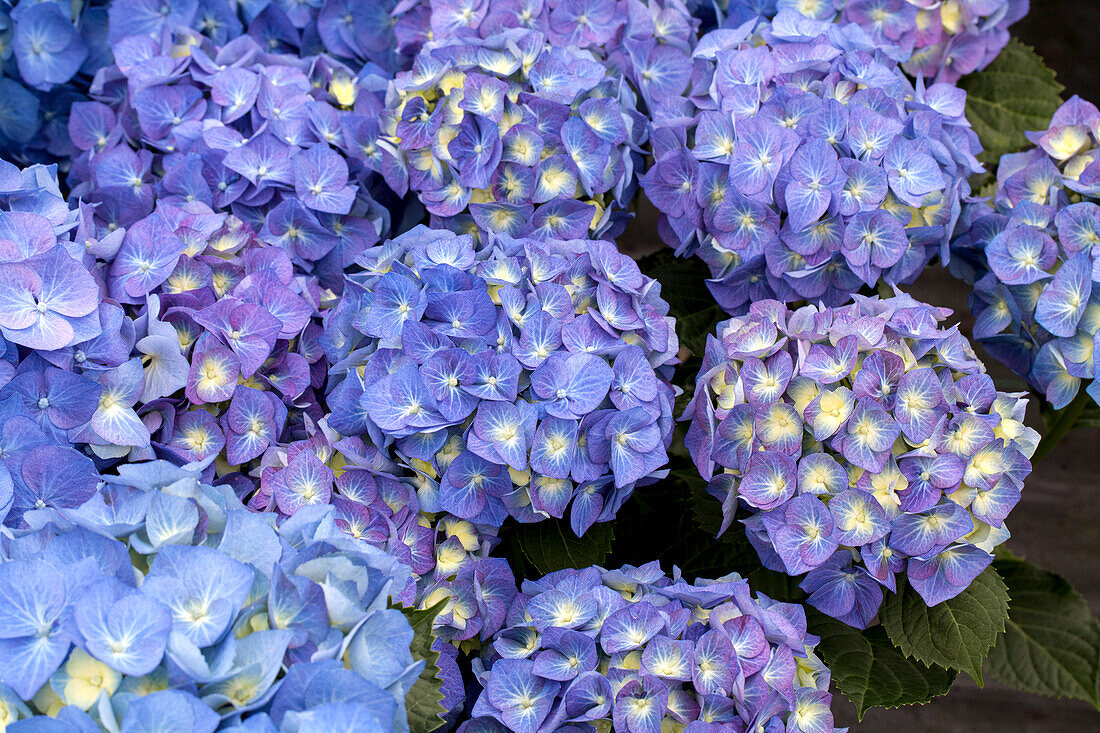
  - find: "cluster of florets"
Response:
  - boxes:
[382,29,648,241]
[68,28,397,290]
[378,0,700,111]
[722,1,1028,83]
[0,157,327,472]
[0,161,133,526]
[420,556,520,645]
[100,0,417,74]
[0,155,341,549]
[322,226,679,535]
[951,96,1100,410]
[683,294,1038,625]
[242,414,504,583]
[0,458,420,732]
[0,1,111,161]
[464,561,839,733]
[642,18,983,313]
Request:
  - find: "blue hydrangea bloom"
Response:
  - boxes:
[104,0,422,76]
[0,458,418,731]
[951,96,1100,410]
[0,1,111,161]
[245,421,503,582]
[0,153,332,471]
[375,0,699,113]
[0,180,97,351]
[721,0,1029,83]
[684,294,1038,623]
[642,17,983,313]
[322,226,679,536]
[382,29,649,241]
[464,561,840,733]
[68,28,401,291]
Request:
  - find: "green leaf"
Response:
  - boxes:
[1071,400,1100,429]
[809,612,956,719]
[400,598,449,733]
[881,566,1010,684]
[636,250,722,358]
[986,558,1100,706]
[959,38,1064,165]
[517,519,614,575]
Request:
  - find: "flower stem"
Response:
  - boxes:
[1033,388,1091,464]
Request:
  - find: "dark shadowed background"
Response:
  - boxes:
[832,9,1100,728]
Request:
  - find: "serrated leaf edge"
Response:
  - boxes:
[882,568,1009,685]
[400,598,449,733]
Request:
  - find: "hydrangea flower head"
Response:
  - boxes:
[381,0,700,111]
[642,18,983,313]
[722,0,1029,83]
[69,27,398,289]
[0,150,328,467]
[48,30,416,474]
[465,561,840,733]
[0,169,97,351]
[0,458,419,731]
[951,96,1100,411]
[0,1,111,161]
[684,293,1038,624]
[382,29,648,241]
[0,161,147,526]
[322,226,679,536]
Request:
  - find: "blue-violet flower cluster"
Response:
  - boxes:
[0,1,112,161]
[379,0,700,113]
[0,154,329,473]
[68,27,398,291]
[952,96,1100,410]
[0,160,144,526]
[722,0,1028,83]
[642,18,983,313]
[104,0,419,74]
[382,29,648,241]
[322,226,679,535]
[0,458,419,732]
[464,562,840,733]
[684,294,1038,625]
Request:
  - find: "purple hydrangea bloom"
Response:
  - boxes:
[0,164,99,352]
[723,1,1029,83]
[466,562,840,733]
[382,29,649,241]
[642,17,984,313]
[0,458,418,731]
[322,226,679,536]
[69,29,400,291]
[242,416,502,587]
[43,28,429,500]
[684,293,1038,622]
[0,161,161,525]
[0,1,111,160]
[384,0,699,109]
[951,96,1100,410]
